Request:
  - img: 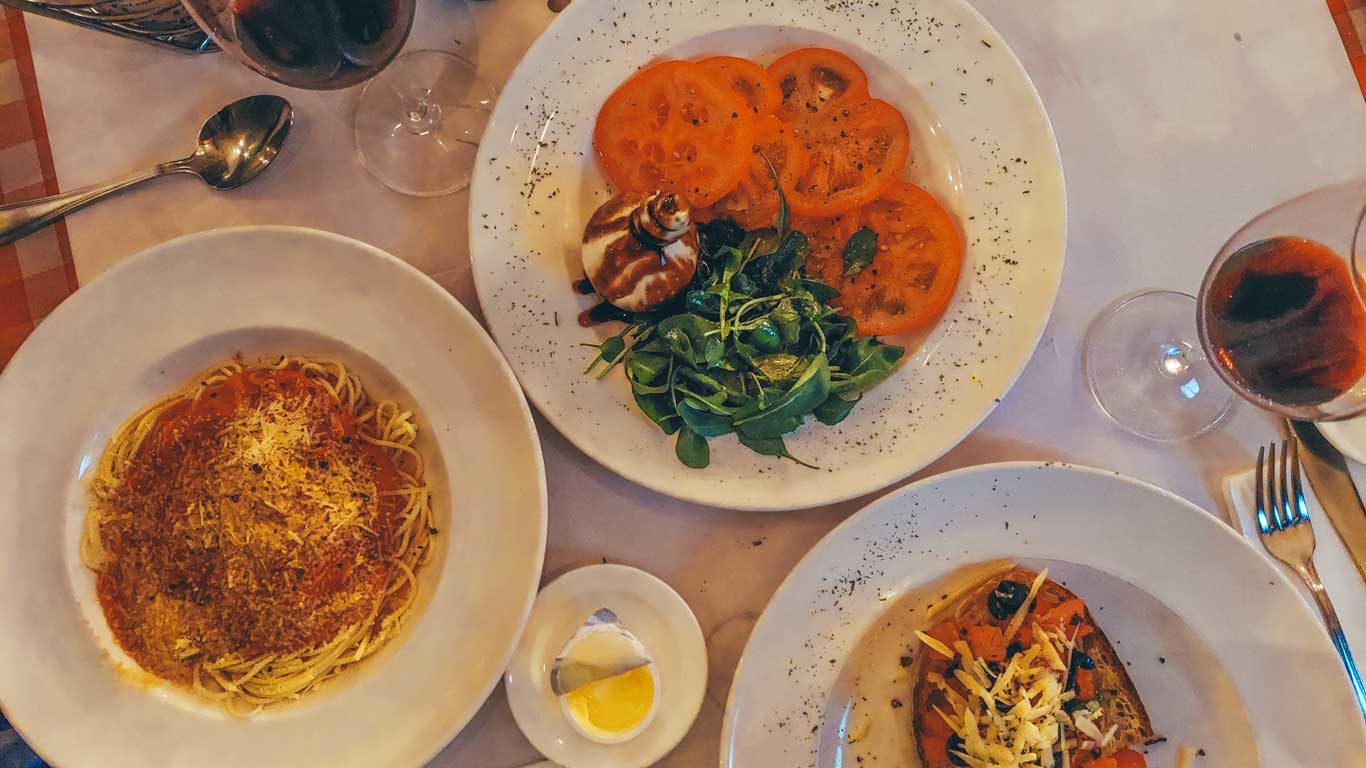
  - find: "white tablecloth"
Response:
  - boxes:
[23,0,1366,764]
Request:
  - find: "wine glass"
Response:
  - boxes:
[182,0,417,90]
[1082,178,1366,440]
[182,0,495,196]
[1196,178,1366,421]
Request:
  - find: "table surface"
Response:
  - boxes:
[20,0,1366,765]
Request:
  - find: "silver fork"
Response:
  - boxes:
[1256,438,1366,720]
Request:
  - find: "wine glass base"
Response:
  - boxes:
[1082,290,1235,441]
[354,50,496,198]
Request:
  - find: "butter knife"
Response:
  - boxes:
[1287,419,1366,586]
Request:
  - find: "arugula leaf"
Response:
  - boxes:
[627,352,671,385]
[751,352,804,384]
[734,354,831,439]
[736,432,818,469]
[831,338,906,395]
[814,393,860,425]
[842,226,878,275]
[769,299,802,345]
[756,150,789,236]
[633,390,682,435]
[658,314,719,365]
[675,425,710,468]
[678,399,735,437]
[796,278,841,303]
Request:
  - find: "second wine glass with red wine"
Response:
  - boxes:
[184,0,495,196]
[184,0,415,89]
[1197,178,1366,421]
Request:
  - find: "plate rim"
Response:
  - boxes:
[717,460,1356,766]
[468,0,1068,512]
[0,225,549,768]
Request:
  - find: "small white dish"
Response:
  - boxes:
[1314,418,1366,465]
[506,565,706,768]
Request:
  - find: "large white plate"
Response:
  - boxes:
[721,463,1366,767]
[0,227,547,767]
[469,0,1066,510]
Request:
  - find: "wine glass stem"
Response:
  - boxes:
[401,92,442,136]
[1158,343,1190,377]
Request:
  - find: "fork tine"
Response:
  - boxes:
[1290,435,1309,523]
[1255,444,1272,534]
[1269,441,1287,530]
[1279,439,1295,526]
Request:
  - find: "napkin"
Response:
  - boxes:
[1222,469,1366,664]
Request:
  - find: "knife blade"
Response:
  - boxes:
[1288,419,1366,586]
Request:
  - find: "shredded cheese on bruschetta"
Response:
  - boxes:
[915,597,1116,768]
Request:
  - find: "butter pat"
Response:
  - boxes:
[550,608,660,744]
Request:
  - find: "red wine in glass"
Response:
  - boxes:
[198,0,415,90]
[1203,236,1366,408]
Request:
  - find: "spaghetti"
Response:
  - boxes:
[82,355,436,713]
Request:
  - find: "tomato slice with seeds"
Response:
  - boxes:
[697,56,782,116]
[702,115,809,230]
[786,97,910,217]
[767,47,871,124]
[593,60,754,206]
[802,181,963,336]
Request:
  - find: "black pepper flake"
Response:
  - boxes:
[1158,656,1166,664]
[890,698,903,708]
[899,655,913,668]
[250,463,263,474]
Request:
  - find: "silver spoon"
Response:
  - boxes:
[0,94,293,246]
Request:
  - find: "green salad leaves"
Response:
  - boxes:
[584,216,905,469]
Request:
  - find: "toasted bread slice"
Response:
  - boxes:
[910,566,1154,767]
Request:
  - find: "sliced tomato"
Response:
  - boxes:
[703,115,809,230]
[767,47,871,124]
[802,181,963,336]
[793,210,858,277]
[594,59,754,206]
[785,98,909,216]
[697,55,782,116]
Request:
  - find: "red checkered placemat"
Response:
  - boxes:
[1330,0,1366,96]
[0,8,76,370]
